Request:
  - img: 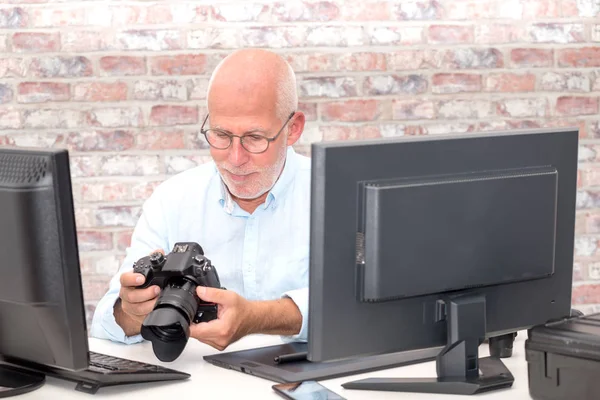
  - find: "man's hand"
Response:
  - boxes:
[190,287,302,351]
[189,287,254,350]
[113,250,163,336]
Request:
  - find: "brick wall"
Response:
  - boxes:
[0,0,599,326]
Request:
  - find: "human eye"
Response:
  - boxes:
[245,134,266,143]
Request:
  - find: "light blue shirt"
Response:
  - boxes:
[90,147,310,344]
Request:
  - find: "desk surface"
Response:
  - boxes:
[18,332,533,399]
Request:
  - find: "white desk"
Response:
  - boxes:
[18,332,533,399]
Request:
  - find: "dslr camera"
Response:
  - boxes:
[133,242,223,362]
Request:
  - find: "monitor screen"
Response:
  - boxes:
[0,147,88,372]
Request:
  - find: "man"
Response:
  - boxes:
[90,49,310,351]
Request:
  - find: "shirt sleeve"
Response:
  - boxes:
[89,187,170,344]
[280,287,308,343]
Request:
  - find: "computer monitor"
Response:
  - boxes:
[307,127,578,395]
[0,147,88,396]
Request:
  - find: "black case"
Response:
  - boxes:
[525,313,600,400]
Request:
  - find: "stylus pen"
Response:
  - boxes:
[274,351,308,364]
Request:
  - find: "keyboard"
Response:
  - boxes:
[43,351,190,394]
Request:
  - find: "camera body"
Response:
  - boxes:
[134,242,221,324]
[133,242,223,362]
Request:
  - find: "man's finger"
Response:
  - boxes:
[196,286,229,304]
[120,272,147,287]
[126,300,157,317]
[150,248,164,255]
[121,285,160,304]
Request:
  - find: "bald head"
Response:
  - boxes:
[206,49,297,122]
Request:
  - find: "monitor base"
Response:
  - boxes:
[0,364,45,398]
[343,356,514,395]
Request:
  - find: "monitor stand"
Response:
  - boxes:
[0,364,45,398]
[343,294,514,395]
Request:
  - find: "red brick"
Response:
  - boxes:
[82,277,113,300]
[392,99,435,120]
[485,73,536,92]
[320,100,383,122]
[340,2,391,20]
[0,8,28,28]
[113,5,174,25]
[510,48,554,68]
[432,73,481,93]
[87,108,143,128]
[444,0,494,19]
[241,26,305,48]
[188,27,239,49]
[540,72,590,92]
[116,230,134,251]
[30,56,93,78]
[17,82,70,103]
[271,2,340,21]
[393,1,443,20]
[165,155,212,174]
[336,53,386,71]
[133,80,190,101]
[442,48,503,69]
[522,0,560,17]
[150,54,207,76]
[95,206,142,228]
[77,231,113,252]
[529,23,584,43]
[428,25,473,44]
[0,59,29,78]
[100,156,160,176]
[116,30,182,51]
[558,48,600,67]
[285,53,334,73]
[0,108,21,129]
[24,109,84,129]
[62,31,112,52]
[560,0,579,16]
[0,84,12,104]
[65,130,135,152]
[367,26,424,45]
[580,166,600,187]
[300,76,358,98]
[364,75,427,95]
[475,24,525,44]
[131,181,161,201]
[572,284,600,304]
[587,214,600,234]
[496,98,548,118]
[12,32,60,52]
[135,129,186,150]
[305,26,366,47]
[149,105,198,126]
[77,182,130,202]
[438,99,493,119]
[320,125,382,141]
[213,3,269,22]
[0,35,6,53]
[29,7,87,27]
[73,82,128,102]
[99,56,146,76]
[388,50,440,70]
[556,97,599,116]
[299,102,317,121]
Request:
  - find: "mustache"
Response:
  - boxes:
[219,166,256,176]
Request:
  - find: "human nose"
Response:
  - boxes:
[227,136,249,167]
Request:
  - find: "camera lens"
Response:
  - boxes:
[140,278,200,362]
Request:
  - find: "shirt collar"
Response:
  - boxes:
[214,146,300,214]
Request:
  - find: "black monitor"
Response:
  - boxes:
[307,128,578,395]
[0,147,88,396]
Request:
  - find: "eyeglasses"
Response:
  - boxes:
[200,112,295,154]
